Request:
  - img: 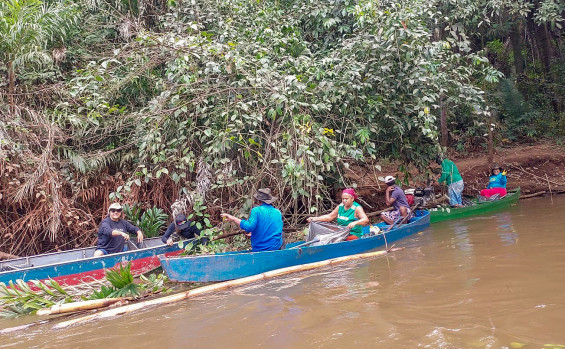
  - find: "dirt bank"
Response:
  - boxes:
[452,142,565,196]
[348,141,565,211]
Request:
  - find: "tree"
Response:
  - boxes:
[0,0,77,115]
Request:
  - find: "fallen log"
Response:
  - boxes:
[36,298,126,316]
[0,251,21,260]
[210,231,244,241]
[52,247,403,330]
[520,191,546,199]
[366,207,392,218]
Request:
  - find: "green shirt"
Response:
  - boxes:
[337,202,363,237]
[438,159,463,185]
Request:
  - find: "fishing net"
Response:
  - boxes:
[306,221,351,246]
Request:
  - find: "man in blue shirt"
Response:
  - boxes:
[221,188,283,251]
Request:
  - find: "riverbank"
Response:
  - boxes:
[350,141,565,209]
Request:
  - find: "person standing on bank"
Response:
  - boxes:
[221,188,283,252]
[161,214,203,246]
[380,176,412,225]
[307,188,369,240]
[436,154,465,208]
[95,203,144,257]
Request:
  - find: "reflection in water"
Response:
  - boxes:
[450,221,473,253]
[494,212,519,246]
[2,196,565,348]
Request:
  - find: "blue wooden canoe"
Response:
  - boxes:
[159,210,430,282]
[0,237,192,287]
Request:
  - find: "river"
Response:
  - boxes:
[2,196,564,348]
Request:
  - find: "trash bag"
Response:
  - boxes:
[488,193,501,201]
[477,195,488,203]
[307,221,351,246]
[462,197,476,206]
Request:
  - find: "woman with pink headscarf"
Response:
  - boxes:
[307,188,369,240]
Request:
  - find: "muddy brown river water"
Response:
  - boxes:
[1,196,564,348]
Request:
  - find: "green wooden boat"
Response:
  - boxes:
[429,187,521,223]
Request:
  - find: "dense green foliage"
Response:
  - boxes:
[0,0,563,255]
[123,203,168,237]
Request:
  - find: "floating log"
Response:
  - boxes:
[0,320,49,334]
[36,298,126,316]
[52,247,402,330]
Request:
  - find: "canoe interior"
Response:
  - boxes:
[429,187,521,223]
[0,237,166,272]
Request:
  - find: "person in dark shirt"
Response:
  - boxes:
[161,214,203,245]
[94,203,144,257]
[380,175,412,225]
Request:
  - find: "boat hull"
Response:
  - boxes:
[0,237,191,286]
[429,187,521,223]
[159,211,430,282]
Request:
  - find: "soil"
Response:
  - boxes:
[346,141,565,211]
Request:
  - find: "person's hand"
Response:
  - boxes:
[245,232,251,237]
[221,213,233,221]
[347,222,356,229]
[502,170,507,176]
[122,232,130,241]
[386,186,394,193]
[137,231,144,243]
[307,217,314,223]
[166,238,174,246]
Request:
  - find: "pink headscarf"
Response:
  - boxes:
[342,188,358,200]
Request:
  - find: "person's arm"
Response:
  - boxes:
[189,221,202,237]
[385,186,396,206]
[239,207,259,233]
[162,223,175,244]
[437,162,448,184]
[221,213,242,226]
[348,205,369,229]
[307,206,339,223]
[500,173,507,187]
[99,220,131,241]
[487,176,493,189]
[98,219,113,236]
[124,220,144,243]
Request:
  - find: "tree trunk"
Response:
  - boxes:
[8,61,15,116]
[534,23,552,75]
[440,95,448,147]
[509,22,524,76]
[487,120,494,166]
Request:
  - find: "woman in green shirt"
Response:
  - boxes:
[436,155,465,207]
[307,188,369,240]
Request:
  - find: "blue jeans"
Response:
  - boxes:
[448,180,464,206]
